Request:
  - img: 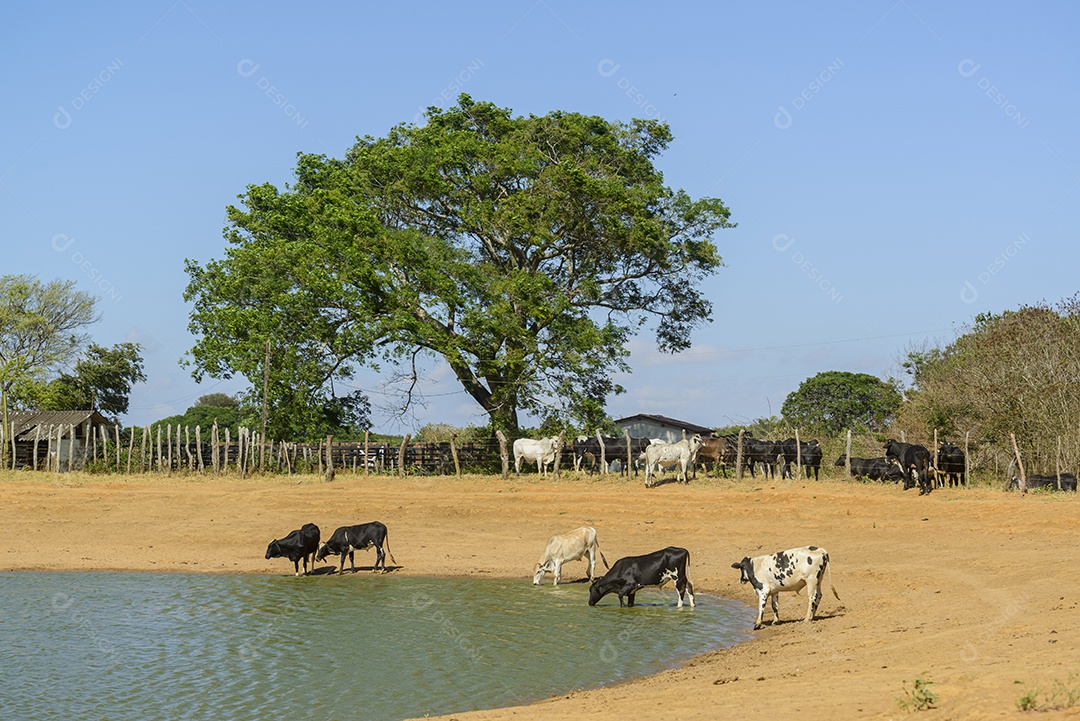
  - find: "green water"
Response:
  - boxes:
[0,572,751,721]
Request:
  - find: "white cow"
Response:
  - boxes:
[643,434,704,487]
[532,526,609,585]
[731,546,840,629]
[513,434,565,476]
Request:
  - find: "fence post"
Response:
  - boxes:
[325,435,335,482]
[195,426,204,474]
[450,432,461,478]
[596,429,606,477]
[397,434,411,478]
[114,425,121,473]
[845,429,852,479]
[964,430,970,487]
[795,428,802,480]
[364,431,370,478]
[625,430,633,478]
[33,424,41,471]
[495,431,510,479]
[1057,436,1063,491]
[736,430,745,479]
[157,426,163,474]
[1010,432,1027,494]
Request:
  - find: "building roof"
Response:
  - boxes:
[614,414,714,437]
[7,410,112,441]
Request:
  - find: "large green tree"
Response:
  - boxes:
[0,275,99,461]
[782,371,902,435]
[185,96,732,434]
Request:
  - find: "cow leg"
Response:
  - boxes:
[626,591,636,607]
[375,545,386,572]
[678,578,695,608]
[754,594,768,629]
[553,558,563,586]
[349,549,356,573]
[771,593,780,624]
[338,554,346,575]
[586,549,596,581]
[293,559,301,577]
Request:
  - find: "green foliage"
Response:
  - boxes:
[1015,671,1080,711]
[782,372,901,435]
[32,343,146,421]
[0,275,99,458]
[899,296,1080,471]
[184,96,733,435]
[896,674,938,712]
[197,393,237,408]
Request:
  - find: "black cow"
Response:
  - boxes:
[1011,473,1078,492]
[884,440,934,494]
[936,442,966,487]
[315,522,396,574]
[588,546,695,608]
[835,455,905,482]
[572,435,651,476]
[741,438,782,478]
[265,523,321,576]
[779,438,823,480]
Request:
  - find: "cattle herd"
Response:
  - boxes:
[520,432,1075,496]
[264,521,840,628]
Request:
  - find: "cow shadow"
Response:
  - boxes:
[308,565,402,576]
[764,609,845,627]
[646,476,690,489]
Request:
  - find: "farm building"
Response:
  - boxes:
[614,414,714,443]
[4,410,111,470]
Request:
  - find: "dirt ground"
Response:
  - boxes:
[3,467,1079,719]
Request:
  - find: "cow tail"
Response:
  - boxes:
[384,530,397,566]
[826,556,840,601]
[599,548,609,570]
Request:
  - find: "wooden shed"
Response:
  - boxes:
[5,410,111,470]
[614,414,714,443]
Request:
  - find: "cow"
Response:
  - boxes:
[740,437,783,478]
[936,442,966,487]
[779,438,823,480]
[572,435,652,476]
[533,526,610,585]
[643,435,704,487]
[315,521,396,574]
[835,455,905,483]
[265,522,320,576]
[695,436,734,478]
[884,439,934,494]
[514,434,565,476]
[1010,473,1078,492]
[588,546,695,608]
[731,546,840,630]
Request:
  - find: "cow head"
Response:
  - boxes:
[588,578,606,606]
[834,455,846,466]
[265,539,279,560]
[314,542,330,562]
[532,561,551,586]
[731,557,761,590]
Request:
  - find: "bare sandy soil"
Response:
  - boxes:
[3,468,1078,719]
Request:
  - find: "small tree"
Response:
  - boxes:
[782,371,902,436]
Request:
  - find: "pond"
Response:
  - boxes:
[0,572,752,721]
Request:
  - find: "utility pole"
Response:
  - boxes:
[260,339,270,471]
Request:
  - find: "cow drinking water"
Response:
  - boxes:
[315,521,396,574]
[588,546,695,607]
[265,522,321,576]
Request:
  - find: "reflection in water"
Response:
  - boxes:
[0,572,751,721]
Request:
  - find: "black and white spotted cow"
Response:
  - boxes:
[588,546,695,608]
[731,546,840,630]
[265,522,320,576]
[315,521,396,574]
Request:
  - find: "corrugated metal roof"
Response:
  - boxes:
[614,414,714,436]
[7,411,111,441]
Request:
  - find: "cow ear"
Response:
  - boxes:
[731,562,741,569]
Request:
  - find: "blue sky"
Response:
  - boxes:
[4,2,1078,432]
